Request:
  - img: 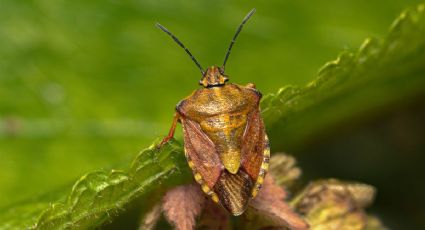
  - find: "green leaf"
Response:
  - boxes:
[262,4,425,150]
[1,4,424,229]
[0,140,188,229]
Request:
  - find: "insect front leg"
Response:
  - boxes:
[158,112,180,148]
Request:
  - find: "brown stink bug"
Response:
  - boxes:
[157,8,270,216]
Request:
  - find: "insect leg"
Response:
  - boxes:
[158,113,180,147]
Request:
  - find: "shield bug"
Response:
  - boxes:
[157,8,269,216]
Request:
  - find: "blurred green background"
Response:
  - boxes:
[0,0,424,229]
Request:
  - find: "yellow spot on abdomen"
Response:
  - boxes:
[188,160,195,169]
[202,184,211,193]
[257,176,264,184]
[194,173,202,182]
[261,162,269,171]
[212,194,219,203]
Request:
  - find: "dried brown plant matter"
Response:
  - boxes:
[139,153,385,230]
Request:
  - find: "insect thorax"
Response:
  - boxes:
[178,84,261,174]
[177,84,259,117]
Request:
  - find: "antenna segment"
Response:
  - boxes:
[222,8,256,72]
[156,23,205,75]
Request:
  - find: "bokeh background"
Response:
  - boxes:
[0,0,424,229]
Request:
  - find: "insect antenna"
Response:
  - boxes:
[222,8,256,72]
[156,23,205,75]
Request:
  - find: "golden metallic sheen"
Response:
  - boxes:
[178,67,260,175]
